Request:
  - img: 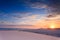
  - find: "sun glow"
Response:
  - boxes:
[50,25,55,29]
[49,23,56,29]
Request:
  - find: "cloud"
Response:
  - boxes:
[22,14,39,19]
[47,0,60,16]
[0,0,60,26]
[0,21,12,25]
[0,12,32,19]
[46,15,60,21]
[10,12,29,19]
[25,0,60,15]
[24,0,60,21]
[25,0,49,9]
[48,7,60,15]
[0,12,33,25]
[46,14,57,18]
[43,0,60,20]
[18,14,41,25]
[29,2,48,9]
[0,13,41,25]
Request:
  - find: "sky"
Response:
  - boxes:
[0,0,60,29]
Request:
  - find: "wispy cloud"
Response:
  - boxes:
[29,2,48,9]
[25,0,49,9]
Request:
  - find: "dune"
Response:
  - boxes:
[0,31,60,40]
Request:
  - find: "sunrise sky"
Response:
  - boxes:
[0,0,60,29]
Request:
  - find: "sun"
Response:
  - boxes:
[50,25,55,29]
[49,23,56,29]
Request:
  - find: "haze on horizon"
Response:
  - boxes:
[0,0,60,29]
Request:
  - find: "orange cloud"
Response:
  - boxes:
[34,19,60,28]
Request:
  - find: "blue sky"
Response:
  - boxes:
[0,0,60,27]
